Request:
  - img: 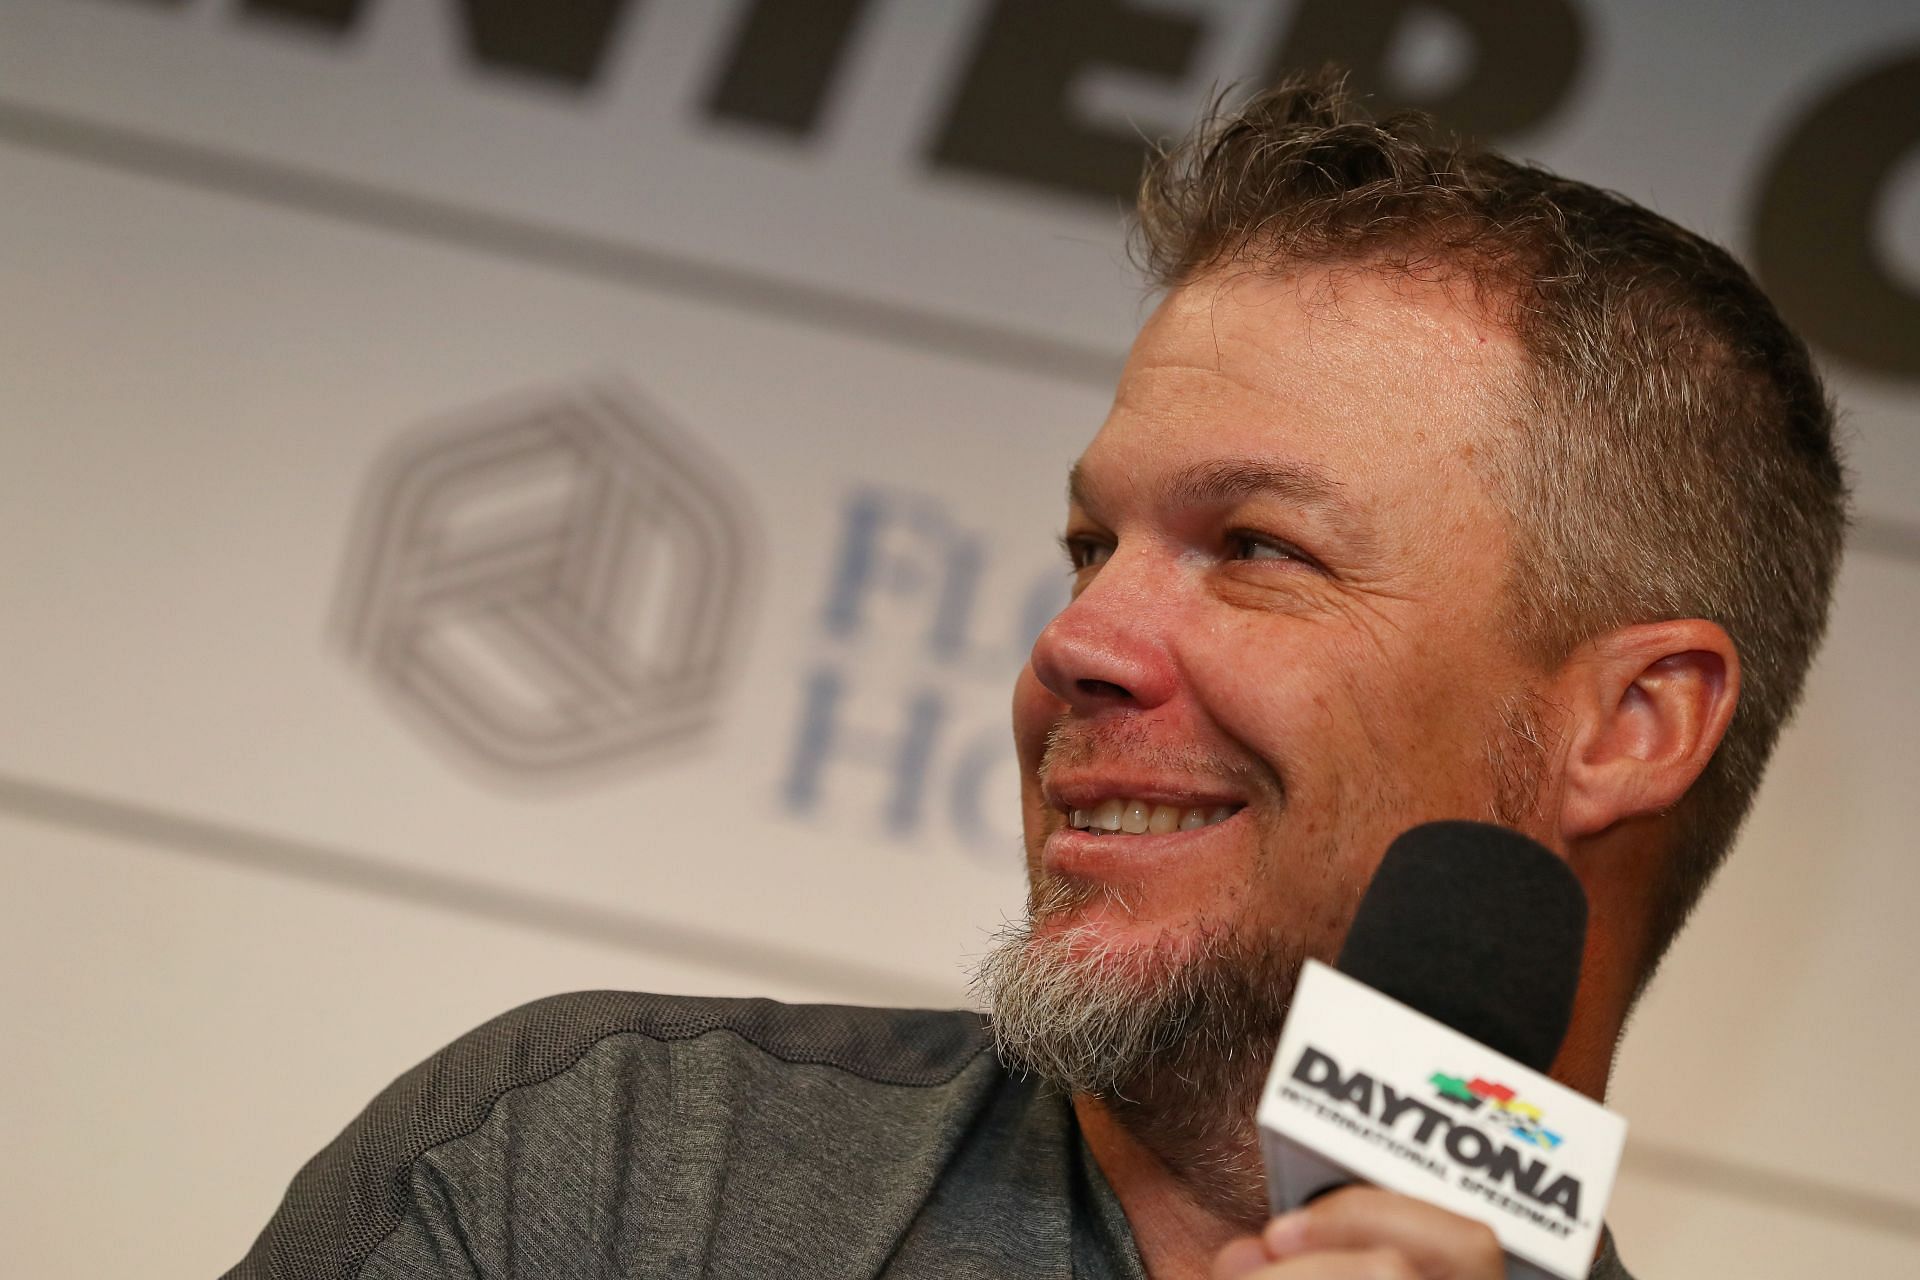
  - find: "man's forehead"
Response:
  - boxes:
[1140,265,1528,394]
[1083,268,1525,502]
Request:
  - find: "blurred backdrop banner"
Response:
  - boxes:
[1,2,1916,1277]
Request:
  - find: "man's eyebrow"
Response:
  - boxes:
[1065,461,1100,512]
[1069,457,1359,519]
[1162,457,1349,513]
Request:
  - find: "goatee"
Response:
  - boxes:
[970,874,1308,1222]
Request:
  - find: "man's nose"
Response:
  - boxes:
[1027,557,1180,713]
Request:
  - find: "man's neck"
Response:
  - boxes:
[1074,1094,1265,1280]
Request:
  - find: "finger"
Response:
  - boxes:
[1263,1189,1503,1279]
[1212,1235,1273,1279]
[1225,1247,1423,1280]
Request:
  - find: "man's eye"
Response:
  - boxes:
[1059,535,1113,571]
[1228,531,1301,562]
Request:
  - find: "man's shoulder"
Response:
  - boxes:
[225,994,1001,1279]
[383,990,1003,1169]
[445,989,993,1091]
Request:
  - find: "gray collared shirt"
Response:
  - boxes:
[228,993,1634,1279]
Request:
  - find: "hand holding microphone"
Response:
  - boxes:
[1225,822,1624,1280]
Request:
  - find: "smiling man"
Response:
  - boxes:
[231,78,1847,1280]
[974,75,1847,1277]
[985,265,1562,1227]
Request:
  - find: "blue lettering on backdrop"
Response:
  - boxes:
[819,489,985,660]
[784,668,944,836]
[783,487,1067,858]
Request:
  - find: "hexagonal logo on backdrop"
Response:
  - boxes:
[336,380,757,779]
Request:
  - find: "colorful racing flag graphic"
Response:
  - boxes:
[1429,1072,1566,1151]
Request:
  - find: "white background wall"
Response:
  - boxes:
[1,1,1915,1275]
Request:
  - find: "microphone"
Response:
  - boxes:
[1257,822,1627,1280]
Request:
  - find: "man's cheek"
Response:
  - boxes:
[1197,662,1334,783]
[1011,664,1062,768]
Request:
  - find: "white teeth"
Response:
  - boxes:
[1067,798,1239,834]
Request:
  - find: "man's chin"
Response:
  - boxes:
[1024,875,1224,972]
[1025,906,1216,983]
[971,920,1191,1098]
[972,888,1305,1107]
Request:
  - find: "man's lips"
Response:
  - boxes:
[1041,806,1250,879]
[1041,774,1247,815]
[1037,770,1253,876]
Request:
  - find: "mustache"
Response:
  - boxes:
[1038,719,1272,795]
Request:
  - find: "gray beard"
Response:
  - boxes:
[979,692,1555,1218]
[970,874,1309,1223]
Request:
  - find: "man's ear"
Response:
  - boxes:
[1554,619,1741,842]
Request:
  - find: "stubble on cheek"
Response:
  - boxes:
[1236,792,1370,969]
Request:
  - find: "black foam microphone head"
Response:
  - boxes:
[1335,821,1589,1073]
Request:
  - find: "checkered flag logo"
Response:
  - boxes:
[337,381,755,777]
